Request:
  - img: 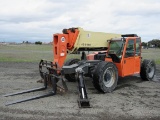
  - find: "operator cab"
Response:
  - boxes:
[106,34,141,77]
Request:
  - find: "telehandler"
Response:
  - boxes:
[4,27,156,108]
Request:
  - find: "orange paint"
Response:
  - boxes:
[53,28,141,78]
[106,37,141,77]
[53,28,79,68]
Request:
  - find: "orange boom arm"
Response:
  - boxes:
[53,28,79,67]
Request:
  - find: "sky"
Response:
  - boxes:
[0,0,160,43]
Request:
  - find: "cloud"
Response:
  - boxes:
[0,0,160,42]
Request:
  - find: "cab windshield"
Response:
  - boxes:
[108,40,124,57]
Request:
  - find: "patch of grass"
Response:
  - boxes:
[155,59,160,64]
[0,44,80,62]
[141,48,160,64]
[0,44,52,51]
[0,44,53,62]
[0,45,160,65]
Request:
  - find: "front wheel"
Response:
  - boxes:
[93,61,118,93]
[140,59,156,81]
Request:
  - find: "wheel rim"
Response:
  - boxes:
[103,67,115,87]
[147,62,155,78]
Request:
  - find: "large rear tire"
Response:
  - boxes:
[140,59,156,81]
[93,61,118,93]
[64,58,80,82]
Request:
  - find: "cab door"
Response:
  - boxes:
[122,38,135,76]
[134,38,141,73]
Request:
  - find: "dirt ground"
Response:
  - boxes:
[0,62,160,120]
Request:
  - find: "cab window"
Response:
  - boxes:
[125,40,135,57]
[136,39,141,56]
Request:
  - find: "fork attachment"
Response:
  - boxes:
[5,74,57,106]
[4,60,65,106]
[3,74,48,97]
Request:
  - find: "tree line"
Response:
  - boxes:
[22,41,42,45]
[142,39,160,48]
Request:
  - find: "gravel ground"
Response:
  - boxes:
[0,62,160,120]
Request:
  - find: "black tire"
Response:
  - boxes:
[64,58,80,82]
[140,59,156,81]
[92,61,118,93]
